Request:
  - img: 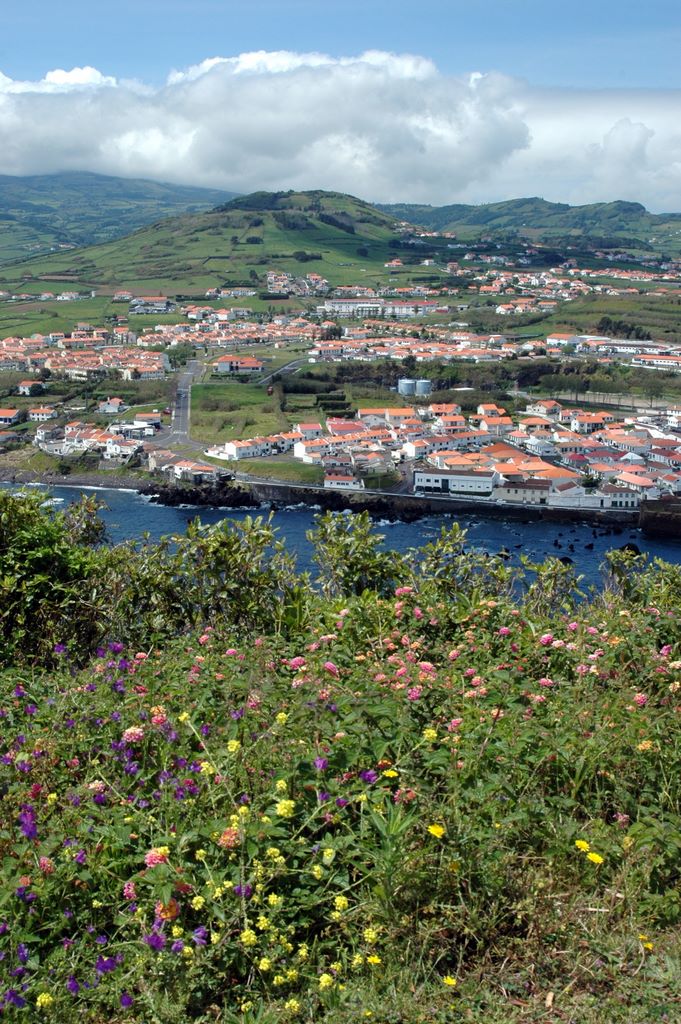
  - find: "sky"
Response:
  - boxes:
[0,0,680,210]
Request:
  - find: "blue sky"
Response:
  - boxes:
[0,1,679,208]
[3,0,680,88]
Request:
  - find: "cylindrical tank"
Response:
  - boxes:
[397,378,416,396]
[415,379,432,396]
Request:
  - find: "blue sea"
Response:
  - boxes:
[4,481,681,589]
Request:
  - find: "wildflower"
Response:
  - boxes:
[227,740,241,754]
[422,728,438,742]
[195,848,206,862]
[122,726,145,744]
[352,953,364,968]
[284,998,301,1013]
[634,693,648,707]
[120,992,134,1008]
[322,848,335,864]
[200,761,216,774]
[587,852,604,865]
[144,846,169,867]
[275,712,288,725]
[334,895,349,911]
[427,823,446,839]
[319,973,335,990]
[574,839,590,852]
[191,895,205,910]
[382,768,398,778]
[144,931,166,951]
[36,993,54,1010]
[363,927,379,944]
[297,944,309,960]
[258,956,272,971]
[367,954,382,965]
[276,799,296,818]
[314,756,328,771]
[637,740,654,752]
[268,893,283,908]
[442,976,457,987]
[156,898,180,921]
[240,929,257,947]
[638,934,654,951]
[217,826,239,848]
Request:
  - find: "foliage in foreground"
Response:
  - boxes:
[1,494,681,1021]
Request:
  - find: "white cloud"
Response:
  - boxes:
[0,51,679,210]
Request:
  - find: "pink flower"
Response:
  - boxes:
[323,661,339,677]
[539,634,553,646]
[447,718,463,731]
[144,848,169,868]
[198,634,210,646]
[448,650,461,661]
[134,652,148,661]
[660,645,672,657]
[567,622,579,632]
[407,686,422,701]
[413,607,424,620]
[394,586,414,597]
[538,677,554,688]
[123,881,137,900]
[122,726,145,744]
[634,692,648,707]
[498,627,511,636]
[39,856,54,875]
[289,656,306,670]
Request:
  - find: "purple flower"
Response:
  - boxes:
[5,989,26,1008]
[66,976,80,995]
[74,849,87,865]
[233,884,252,899]
[192,926,208,946]
[171,940,184,953]
[314,757,328,771]
[108,642,124,654]
[143,931,166,951]
[53,643,67,654]
[95,956,117,974]
[24,704,38,715]
[18,805,38,841]
[17,944,28,965]
[120,992,134,1008]
[230,708,244,720]
[360,769,378,784]
[335,797,349,808]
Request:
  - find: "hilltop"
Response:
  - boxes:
[0,171,237,265]
[378,196,681,253]
[0,189,401,296]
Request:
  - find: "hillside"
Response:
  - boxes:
[0,171,237,265]
[0,190,402,296]
[378,197,681,253]
[1,494,681,1023]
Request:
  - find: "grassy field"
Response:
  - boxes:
[239,456,324,484]
[191,381,290,443]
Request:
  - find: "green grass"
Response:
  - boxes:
[191,381,289,443]
[239,456,324,484]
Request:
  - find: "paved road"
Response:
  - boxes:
[158,359,206,451]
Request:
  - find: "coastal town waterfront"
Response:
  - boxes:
[5,481,681,588]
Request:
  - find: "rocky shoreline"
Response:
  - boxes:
[1,466,669,532]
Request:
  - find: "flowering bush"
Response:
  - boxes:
[1,502,681,1020]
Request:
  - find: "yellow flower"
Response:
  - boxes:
[333,895,349,911]
[382,768,399,778]
[297,944,309,961]
[241,1001,254,1013]
[319,973,334,990]
[276,712,288,725]
[178,712,189,723]
[284,999,301,1013]
[423,728,438,742]
[637,740,654,752]
[275,779,288,793]
[268,893,283,908]
[199,761,215,775]
[286,968,299,982]
[367,954,382,965]
[586,852,604,865]
[363,926,379,944]
[638,934,654,951]
[172,925,184,938]
[191,895,205,910]
[273,974,285,986]
[36,994,54,1010]
[427,823,446,839]
[574,839,590,852]
[258,956,272,971]
[195,849,206,862]
[322,848,335,865]
[276,799,296,818]
[240,928,257,947]
[182,945,194,958]
[227,739,241,754]
[442,975,457,987]
[352,953,364,968]
[311,864,323,880]
[46,792,57,804]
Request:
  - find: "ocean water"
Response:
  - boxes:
[4,481,681,589]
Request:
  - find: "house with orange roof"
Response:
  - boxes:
[0,408,21,425]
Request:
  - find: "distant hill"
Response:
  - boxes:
[0,172,238,264]
[0,189,401,295]
[377,197,681,253]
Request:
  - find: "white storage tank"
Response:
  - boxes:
[415,379,432,396]
[397,378,416,396]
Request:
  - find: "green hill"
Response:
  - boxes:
[378,197,681,253]
[0,171,238,265]
[0,189,401,296]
